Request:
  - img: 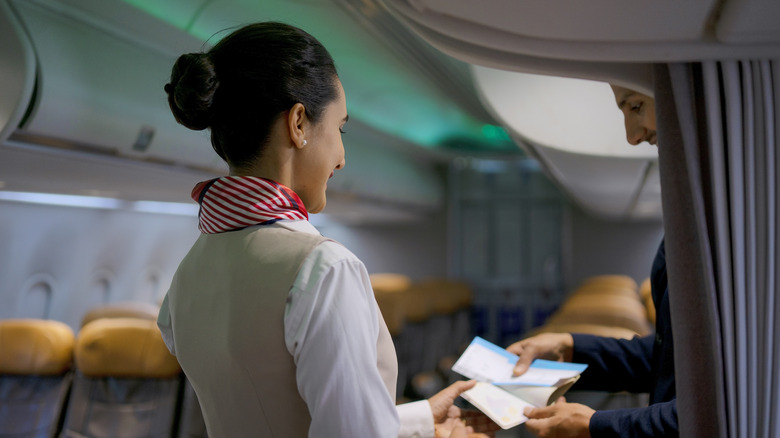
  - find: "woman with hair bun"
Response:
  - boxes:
[156,22,483,438]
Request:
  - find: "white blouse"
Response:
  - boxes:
[159,219,434,437]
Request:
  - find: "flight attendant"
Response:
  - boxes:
[507,86,678,437]
[156,21,481,438]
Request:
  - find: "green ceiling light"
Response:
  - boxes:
[120,0,516,154]
[121,0,194,31]
[481,124,511,142]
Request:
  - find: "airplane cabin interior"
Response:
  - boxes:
[0,0,778,436]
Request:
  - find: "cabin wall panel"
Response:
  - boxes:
[0,201,198,329]
[566,205,664,289]
[318,210,448,280]
[1,200,449,329]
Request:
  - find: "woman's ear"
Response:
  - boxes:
[287,103,307,149]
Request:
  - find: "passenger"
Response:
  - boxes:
[507,86,677,437]
[156,22,484,438]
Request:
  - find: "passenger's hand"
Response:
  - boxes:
[428,380,477,423]
[460,408,501,437]
[435,417,491,438]
[506,333,574,376]
[523,397,594,438]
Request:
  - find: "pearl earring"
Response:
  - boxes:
[303,140,307,146]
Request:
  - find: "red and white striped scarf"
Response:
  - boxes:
[191,176,308,234]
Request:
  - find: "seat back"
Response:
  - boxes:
[0,319,75,438]
[61,318,182,438]
[639,277,656,323]
[80,301,159,328]
[177,377,209,438]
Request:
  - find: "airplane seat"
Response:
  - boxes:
[61,318,182,438]
[369,273,413,294]
[373,289,407,401]
[0,319,75,438]
[639,278,656,324]
[80,301,160,328]
[532,323,639,340]
[177,378,208,438]
[418,278,473,355]
[569,283,641,301]
[413,281,459,378]
[393,285,432,397]
[578,275,638,292]
[546,295,651,336]
[409,370,444,400]
[448,280,473,354]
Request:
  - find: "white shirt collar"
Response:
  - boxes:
[272,219,322,236]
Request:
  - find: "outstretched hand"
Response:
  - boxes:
[505,332,574,376]
[428,380,477,423]
[523,397,594,438]
[436,417,492,438]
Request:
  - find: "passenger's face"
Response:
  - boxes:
[610,85,657,146]
[294,80,348,214]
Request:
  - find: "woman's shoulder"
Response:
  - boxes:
[307,238,361,267]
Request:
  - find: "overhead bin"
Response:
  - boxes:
[0,1,35,146]
[6,0,224,170]
[0,0,444,216]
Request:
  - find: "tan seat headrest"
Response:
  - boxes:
[76,318,180,378]
[369,273,412,294]
[398,286,433,323]
[639,278,652,299]
[534,323,639,340]
[0,319,75,375]
[579,275,638,292]
[374,291,406,336]
[80,301,160,328]
[417,278,473,309]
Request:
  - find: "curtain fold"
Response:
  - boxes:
[654,60,779,437]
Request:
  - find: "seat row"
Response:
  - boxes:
[532,274,656,339]
[369,274,473,401]
[0,308,207,438]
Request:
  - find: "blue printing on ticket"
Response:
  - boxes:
[471,336,519,364]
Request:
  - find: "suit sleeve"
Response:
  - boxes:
[589,399,678,437]
[571,333,654,393]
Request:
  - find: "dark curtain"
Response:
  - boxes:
[654,60,779,437]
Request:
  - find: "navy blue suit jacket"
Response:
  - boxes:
[571,240,678,437]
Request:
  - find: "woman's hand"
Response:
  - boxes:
[436,417,491,438]
[427,380,476,423]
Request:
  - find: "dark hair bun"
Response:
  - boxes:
[165,53,219,131]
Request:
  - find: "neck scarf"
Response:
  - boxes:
[192,176,308,234]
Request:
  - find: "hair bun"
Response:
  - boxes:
[165,53,219,131]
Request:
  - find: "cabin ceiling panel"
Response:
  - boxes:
[379,0,780,88]
[716,0,780,43]
[409,0,712,44]
[1,0,463,218]
[118,0,516,153]
[531,144,657,220]
[0,1,36,146]
[630,163,663,220]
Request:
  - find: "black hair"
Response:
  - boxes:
[164,22,339,168]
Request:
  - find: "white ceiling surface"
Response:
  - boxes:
[471,69,656,159]
[376,0,780,220]
[381,0,780,61]
[379,0,780,97]
[471,67,660,219]
[8,0,767,222]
